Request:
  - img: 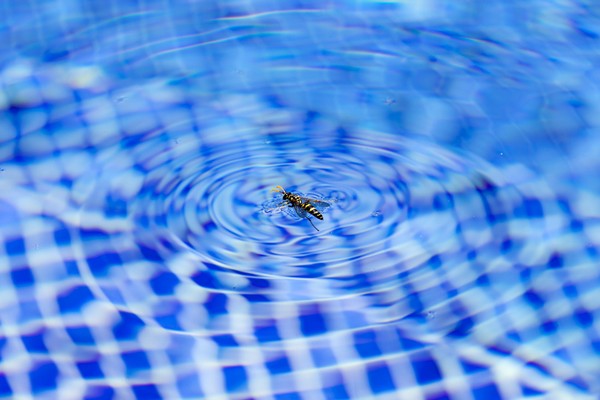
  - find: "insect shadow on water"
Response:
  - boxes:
[265,186,332,231]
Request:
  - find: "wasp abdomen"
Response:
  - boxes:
[302,203,323,220]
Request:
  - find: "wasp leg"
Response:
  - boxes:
[306,216,319,231]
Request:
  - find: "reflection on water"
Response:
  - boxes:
[0,1,599,399]
[0,65,598,398]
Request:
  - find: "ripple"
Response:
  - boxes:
[68,95,541,337]
[6,78,554,366]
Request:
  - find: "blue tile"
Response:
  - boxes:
[541,320,557,333]
[247,277,270,288]
[428,255,442,269]
[29,361,59,393]
[191,271,218,289]
[412,357,442,385]
[524,290,544,310]
[506,330,521,342]
[447,317,474,338]
[64,260,79,276]
[522,385,544,397]
[255,322,281,343]
[149,271,180,295]
[66,326,96,345]
[406,293,424,312]
[11,267,34,287]
[353,329,382,359]
[57,285,95,313]
[574,308,593,328]
[475,274,490,286]
[472,383,501,400]
[569,219,583,232]
[563,284,578,298]
[202,220,218,232]
[77,360,104,379]
[105,197,127,218]
[156,313,183,330]
[132,384,161,399]
[266,356,291,374]
[5,238,25,256]
[137,214,150,228]
[242,294,270,303]
[461,360,488,374]
[87,253,122,277]
[212,334,238,347]
[299,305,327,336]
[223,365,247,392]
[0,374,11,396]
[22,331,49,354]
[205,293,228,315]
[122,351,152,375]
[84,385,115,400]
[53,227,71,245]
[548,253,563,269]
[324,383,349,399]
[112,311,146,341]
[433,192,453,210]
[367,362,395,394]
[519,268,532,282]
[522,198,544,218]
[501,238,513,252]
[139,245,163,262]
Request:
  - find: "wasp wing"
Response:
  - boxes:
[305,198,331,212]
[260,197,289,215]
[262,195,310,219]
[291,204,309,219]
[296,196,332,214]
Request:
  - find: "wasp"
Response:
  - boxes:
[271,186,330,231]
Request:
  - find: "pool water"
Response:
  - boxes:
[0,1,599,399]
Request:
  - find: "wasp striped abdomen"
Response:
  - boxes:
[301,201,323,220]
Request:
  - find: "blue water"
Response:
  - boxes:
[1,1,599,399]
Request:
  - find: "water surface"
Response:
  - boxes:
[0,1,599,399]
